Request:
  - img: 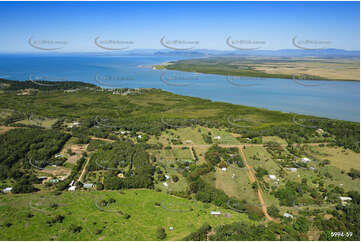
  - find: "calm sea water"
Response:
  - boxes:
[0,54,359,122]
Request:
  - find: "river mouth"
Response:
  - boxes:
[0,55,359,122]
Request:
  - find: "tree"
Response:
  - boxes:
[156,227,167,240]
[171,175,179,183]
[96,183,104,190]
[267,205,280,218]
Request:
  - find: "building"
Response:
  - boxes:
[268,175,276,180]
[164,175,170,180]
[283,213,293,219]
[301,157,311,163]
[163,182,168,187]
[83,183,94,189]
[213,136,221,140]
[68,186,76,191]
[185,140,192,144]
[221,168,227,172]
[69,121,80,128]
[339,196,352,206]
[2,187,12,193]
[55,154,64,158]
[137,135,142,139]
[287,168,297,172]
[211,211,221,216]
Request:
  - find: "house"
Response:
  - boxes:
[339,196,352,206]
[268,175,276,180]
[120,131,126,135]
[213,136,221,140]
[221,168,227,172]
[137,135,142,139]
[185,140,192,144]
[283,213,293,219]
[83,183,94,189]
[287,168,297,172]
[301,157,311,163]
[69,121,80,128]
[316,128,325,135]
[169,227,174,231]
[55,154,64,158]
[2,187,12,193]
[211,211,221,216]
[68,186,76,191]
[163,182,168,187]
[165,175,170,180]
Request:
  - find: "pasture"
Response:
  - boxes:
[0,189,254,241]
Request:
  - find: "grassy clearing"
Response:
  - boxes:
[211,129,240,145]
[168,127,208,145]
[243,146,280,174]
[203,165,259,204]
[307,146,360,171]
[0,189,255,240]
[15,118,57,129]
[262,136,288,145]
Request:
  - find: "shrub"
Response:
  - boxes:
[156,227,167,240]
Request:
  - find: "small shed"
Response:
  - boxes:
[221,168,227,172]
[339,196,352,205]
[268,175,276,180]
[2,187,12,193]
[287,168,297,172]
[83,183,94,189]
[211,211,221,216]
[283,213,293,219]
[213,136,221,140]
[163,182,168,187]
[68,186,76,191]
[301,157,310,163]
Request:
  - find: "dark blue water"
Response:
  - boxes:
[0,54,359,122]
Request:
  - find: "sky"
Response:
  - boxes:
[0,1,359,52]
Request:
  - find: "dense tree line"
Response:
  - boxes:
[0,79,96,91]
[0,128,70,180]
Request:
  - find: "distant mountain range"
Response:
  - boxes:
[3,48,360,58]
[93,48,360,58]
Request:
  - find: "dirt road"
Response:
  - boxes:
[239,146,275,222]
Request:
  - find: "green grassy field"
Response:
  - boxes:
[243,146,280,175]
[0,189,255,241]
[307,146,360,171]
[203,165,259,204]
[262,136,288,145]
[15,118,58,129]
